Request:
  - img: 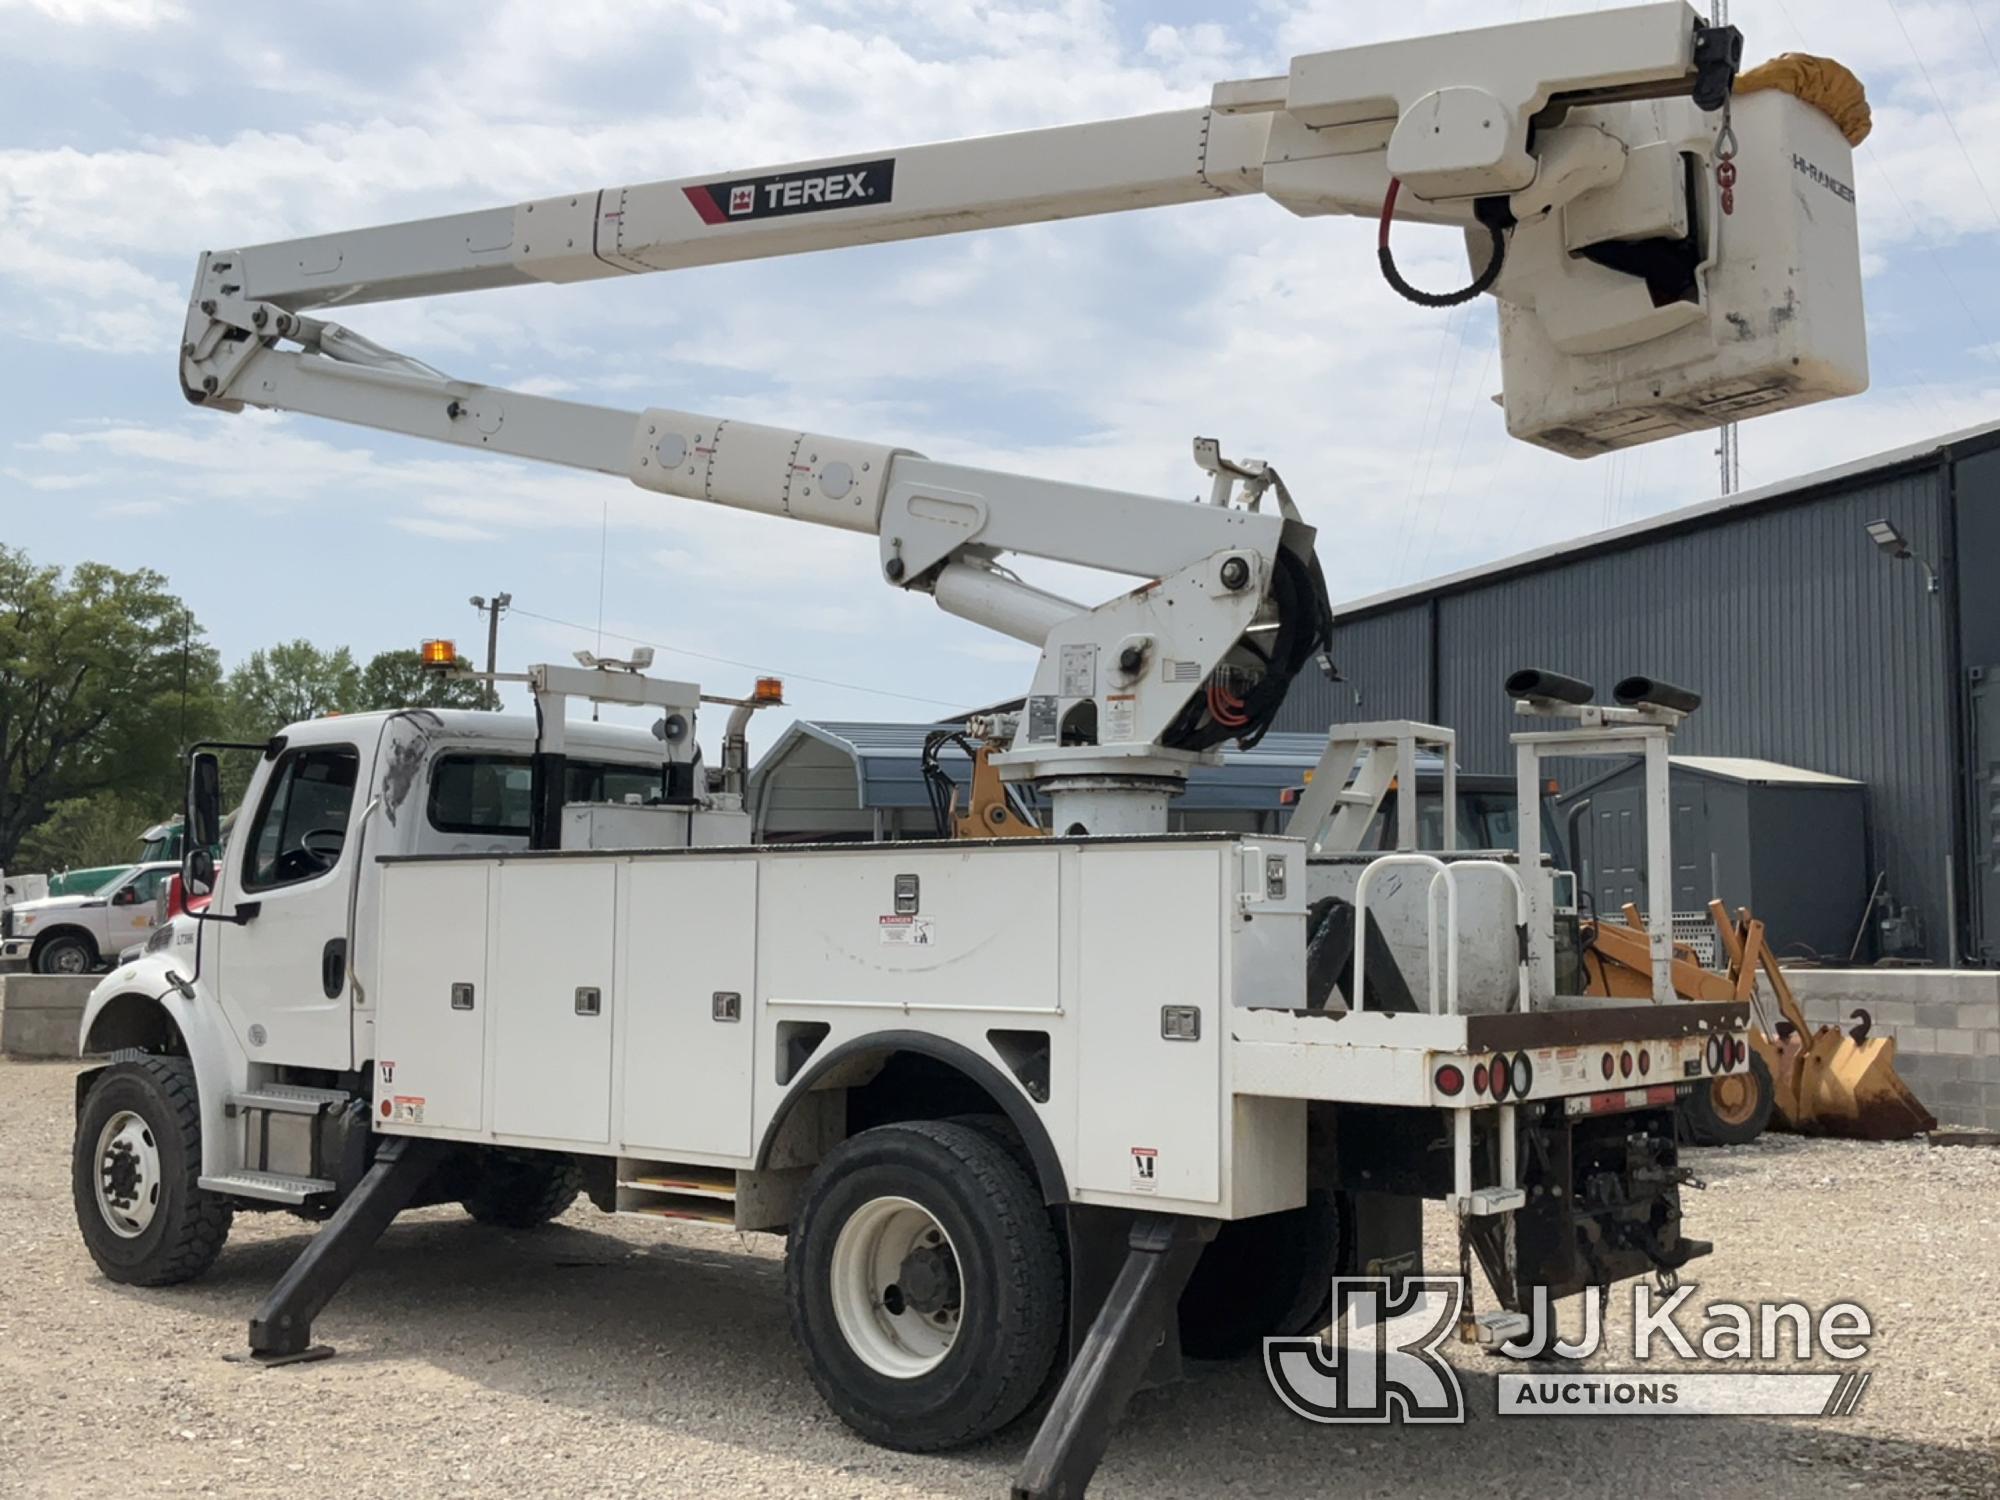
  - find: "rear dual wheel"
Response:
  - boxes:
[787,1120,1065,1451]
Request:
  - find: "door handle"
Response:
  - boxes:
[575,986,602,1017]
[321,938,347,999]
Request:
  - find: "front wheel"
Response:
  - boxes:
[71,1053,233,1285]
[35,931,96,975]
[1681,1051,1776,1146]
[787,1120,1065,1452]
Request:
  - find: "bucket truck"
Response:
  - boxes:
[74,7,1868,1492]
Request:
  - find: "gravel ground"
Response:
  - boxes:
[3,1056,1997,1499]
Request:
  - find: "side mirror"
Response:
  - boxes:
[112,886,137,906]
[184,751,222,899]
[188,752,223,849]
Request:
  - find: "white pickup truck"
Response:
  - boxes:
[3,862,179,975]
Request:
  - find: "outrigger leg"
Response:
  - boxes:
[247,1136,448,1365]
[1011,1214,1210,1500]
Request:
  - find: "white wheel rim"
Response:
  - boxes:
[829,1195,964,1378]
[94,1110,161,1238]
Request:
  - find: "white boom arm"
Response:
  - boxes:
[178,4,1865,829]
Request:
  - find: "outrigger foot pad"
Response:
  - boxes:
[245,1135,448,1362]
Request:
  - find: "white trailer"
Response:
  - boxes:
[67,7,1865,1492]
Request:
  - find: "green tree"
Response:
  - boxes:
[0,546,221,868]
[358,649,489,711]
[225,639,361,736]
[14,790,159,871]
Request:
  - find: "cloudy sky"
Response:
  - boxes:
[4,0,1998,752]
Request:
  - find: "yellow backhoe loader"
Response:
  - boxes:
[1583,899,1934,1142]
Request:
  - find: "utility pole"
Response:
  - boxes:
[1712,0,1739,498]
[469,592,512,709]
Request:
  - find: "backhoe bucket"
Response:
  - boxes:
[1801,1026,1936,1139]
[1764,1020,1935,1139]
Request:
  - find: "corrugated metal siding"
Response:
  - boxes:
[1278,461,1959,959]
[1289,604,1433,727]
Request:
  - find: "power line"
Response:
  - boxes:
[1965,0,2000,74]
[1883,0,2000,236]
[506,604,963,710]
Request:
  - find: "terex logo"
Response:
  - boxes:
[686,157,896,226]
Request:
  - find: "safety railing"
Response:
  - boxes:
[1352,854,1531,1016]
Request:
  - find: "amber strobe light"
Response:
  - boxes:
[754,676,785,704]
[420,638,457,669]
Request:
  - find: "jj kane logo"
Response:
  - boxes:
[1266,1278,1876,1424]
[684,158,896,226]
[1264,1278,1466,1424]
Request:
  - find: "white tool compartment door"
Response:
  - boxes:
[620,858,756,1157]
[492,860,617,1145]
[1076,845,1222,1205]
[373,861,489,1133]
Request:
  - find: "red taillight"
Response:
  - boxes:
[1734,1037,1748,1067]
[1434,1064,1465,1097]
[1637,1048,1651,1077]
[1489,1054,1511,1101]
[380,1100,393,1117]
[1473,1063,1489,1096]
[1619,1049,1634,1079]
[1601,1052,1616,1080]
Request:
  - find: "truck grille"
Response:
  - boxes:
[1,907,12,940]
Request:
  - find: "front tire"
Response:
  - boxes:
[35,930,97,975]
[72,1052,233,1285]
[787,1120,1065,1451]
[1681,1052,1775,1146]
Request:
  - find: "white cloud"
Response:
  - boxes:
[392,516,498,542]
[2,0,183,26]
[7,0,2000,726]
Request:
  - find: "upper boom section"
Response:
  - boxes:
[185,3,1865,458]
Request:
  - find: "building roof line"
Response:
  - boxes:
[1334,415,2000,621]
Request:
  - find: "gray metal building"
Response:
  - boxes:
[1277,419,2000,967]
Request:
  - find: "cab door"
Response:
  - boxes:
[212,741,363,1070]
[106,867,172,954]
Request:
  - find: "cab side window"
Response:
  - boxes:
[120,869,170,906]
[242,746,361,892]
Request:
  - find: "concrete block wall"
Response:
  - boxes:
[1765,969,2000,1131]
[0,974,93,1060]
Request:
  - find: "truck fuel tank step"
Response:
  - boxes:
[200,1169,336,1204]
[230,1084,353,1116]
